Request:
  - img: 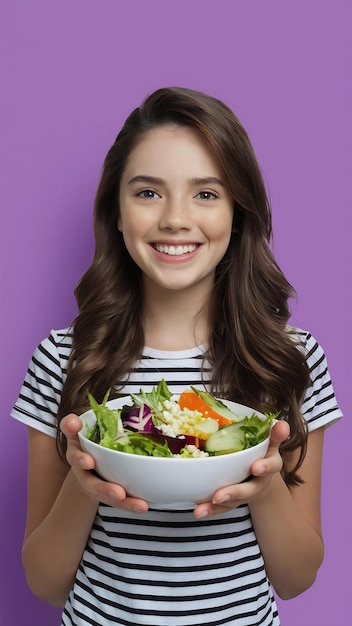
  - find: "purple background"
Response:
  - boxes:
[1,1,351,624]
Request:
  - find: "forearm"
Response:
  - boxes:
[22,470,98,606]
[249,473,324,599]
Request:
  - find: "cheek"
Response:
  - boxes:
[207,212,233,240]
[209,217,233,258]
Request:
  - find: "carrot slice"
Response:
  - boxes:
[178,391,235,427]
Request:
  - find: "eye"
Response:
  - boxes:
[137,189,160,199]
[195,190,218,200]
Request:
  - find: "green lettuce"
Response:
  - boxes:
[129,378,172,425]
[86,387,174,456]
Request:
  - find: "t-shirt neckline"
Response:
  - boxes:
[142,344,208,359]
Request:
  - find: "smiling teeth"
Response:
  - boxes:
[155,244,197,255]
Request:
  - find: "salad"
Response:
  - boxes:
[86,380,277,458]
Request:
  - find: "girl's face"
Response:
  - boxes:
[118,125,233,297]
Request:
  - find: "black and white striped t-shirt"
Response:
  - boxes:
[11,328,343,626]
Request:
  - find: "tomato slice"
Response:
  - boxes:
[178,391,235,427]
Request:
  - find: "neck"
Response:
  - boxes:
[142,283,211,351]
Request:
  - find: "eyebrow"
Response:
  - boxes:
[128,175,164,186]
[191,177,225,187]
[127,175,225,187]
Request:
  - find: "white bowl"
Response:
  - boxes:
[78,396,271,509]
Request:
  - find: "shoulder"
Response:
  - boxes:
[10,327,74,437]
[287,327,343,429]
[286,326,325,371]
[33,327,73,371]
[41,327,74,353]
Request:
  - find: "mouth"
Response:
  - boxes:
[152,243,198,256]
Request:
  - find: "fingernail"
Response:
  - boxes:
[215,494,230,504]
[196,510,209,519]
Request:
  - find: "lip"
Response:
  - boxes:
[151,241,200,246]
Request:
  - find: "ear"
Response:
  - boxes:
[117,216,123,232]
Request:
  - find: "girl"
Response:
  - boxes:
[12,87,342,626]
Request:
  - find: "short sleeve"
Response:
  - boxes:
[10,328,73,437]
[298,330,343,431]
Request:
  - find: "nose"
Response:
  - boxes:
[159,196,193,231]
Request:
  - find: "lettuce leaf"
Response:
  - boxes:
[101,432,173,457]
[87,387,174,455]
[130,379,172,421]
[87,390,128,449]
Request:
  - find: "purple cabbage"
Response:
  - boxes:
[122,404,161,434]
[121,404,199,454]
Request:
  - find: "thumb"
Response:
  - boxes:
[60,413,82,438]
[269,419,290,448]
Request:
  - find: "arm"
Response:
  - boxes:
[22,416,148,606]
[194,421,325,599]
[22,427,98,606]
[248,426,324,598]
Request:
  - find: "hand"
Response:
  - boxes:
[193,419,290,519]
[60,414,149,513]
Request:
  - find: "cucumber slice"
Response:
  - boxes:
[190,387,240,421]
[195,418,219,438]
[205,422,246,455]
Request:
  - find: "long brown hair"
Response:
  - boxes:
[57,87,310,485]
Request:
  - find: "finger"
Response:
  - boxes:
[269,419,290,447]
[116,496,150,513]
[250,452,283,478]
[77,469,127,503]
[65,432,96,470]
[250,422,288,476]
[60,413,83,438]
[79,471,149,512]
[194,498,246,519]
[60,414,96,470]
[67,445,96,470]
[212,475,261,506]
